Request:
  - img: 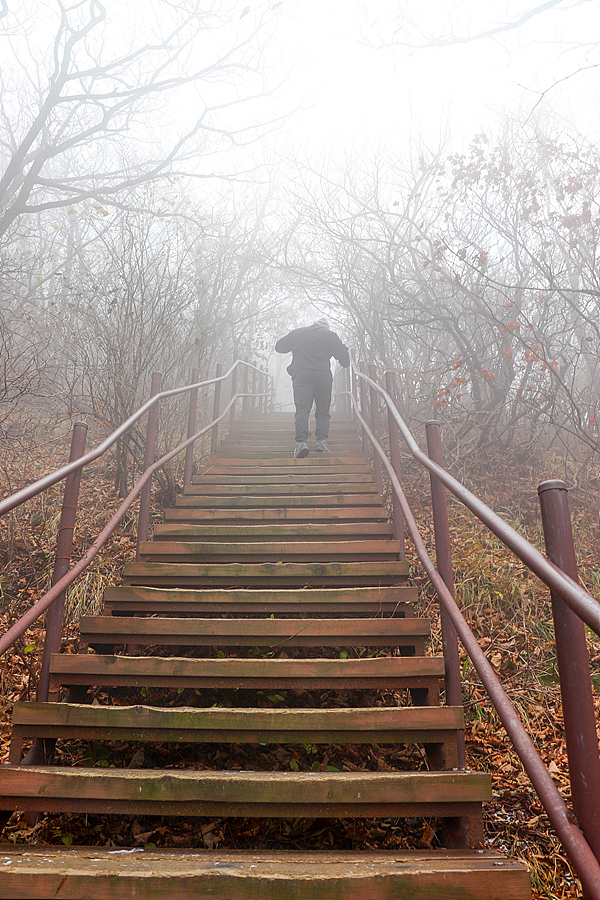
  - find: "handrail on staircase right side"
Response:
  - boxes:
[348,362,600,900]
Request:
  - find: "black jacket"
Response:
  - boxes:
[275,324,350,377]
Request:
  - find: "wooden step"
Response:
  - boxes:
[138,539,402,563]
[174,494,383,509]
[218,439,363,449]
[213,454,366,463]
[164,506,389,522]
[183,483,379,497]
[190,473,376,485]
[209,454,368,464]
[0,847,532,900]
[153,522,395,541]
[49,654,443,701]
[78,615,430,651]
[196,463,373,476]
[11,704,463,767]
[103,585,417,617]
[229,424,357,433]
[0,767,490,825]
[216,447,365,457]
[123,560,410,588]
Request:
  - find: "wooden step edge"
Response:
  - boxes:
[207,456,368,465]
[47,655,443,703]
[13,702,464,730]
[137,545,403,564]
[191,471,376,480]
[49,654,445,675]
[79,615,430,637]
[103,585,417,600]
[0,848,533,900]
[0,768,492,824]
[123,562,410,576]
[173,498,386,509]
[139,539,402,553]
[103,604,414,618]
[153,523,395,536]
[182,486,379,496]
[164,509,390,522]
[10,704,465,767]
[0,769,489,847]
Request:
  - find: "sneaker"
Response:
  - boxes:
[315,440,330,452]
[294,441,309,458]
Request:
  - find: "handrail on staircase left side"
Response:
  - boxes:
[0,358,273,702]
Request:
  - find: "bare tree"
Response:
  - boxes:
[277,129,600,466]
[0,0,282,240]
[367,1,590,49]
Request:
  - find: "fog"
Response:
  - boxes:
[1,0,600,467]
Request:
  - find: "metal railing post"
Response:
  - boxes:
[230,360,238,431]
[351,351,359,428]
[344,365,352,418]
[251,365,257,416]
[210,363,223,455]
[368,363,384,495]
[263,372,269,415]
[136,371,161,560]
[37,421,88,704]
[183,367,199,488]
[538,479,600,862]
[425,421,465,766]
[242,360,250,418]
[385,370,405,560]
[358,363,369,452]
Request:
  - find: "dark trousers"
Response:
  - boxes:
[292,370,332,442]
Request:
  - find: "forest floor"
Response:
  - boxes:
[0,424,598,899]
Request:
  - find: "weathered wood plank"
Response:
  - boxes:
[49,653,443,698]
[102,585,416,617]
[174,494,384,508]
[122,560,410,588]
[153,522,395,541]
[183,483,379,496]
[11,704,463,769]
[78,615,429,649]
[0,848,533,900]
[164,506,389,522]
[209,454,368,464]
[194,467,373,478]
[137,539,402,564]
[0,767,491,820]
[13,702,461,733]
[191,473,375,485]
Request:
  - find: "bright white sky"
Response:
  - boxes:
[3,0,600,188]
[267,0,600,159]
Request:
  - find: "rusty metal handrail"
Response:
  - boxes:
[353,366,600,639]
[0,359,272,518]
[0,394,238,658]
[352,392,600,900]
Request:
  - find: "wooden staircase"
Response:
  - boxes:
[0,413,531,898]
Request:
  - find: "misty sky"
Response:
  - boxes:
[3,0,599,191]
[267,0,600,158]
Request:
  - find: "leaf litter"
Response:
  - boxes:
[0,437,598,898]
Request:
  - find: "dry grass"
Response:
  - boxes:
[1,425,599,897]
[398,444,600,900]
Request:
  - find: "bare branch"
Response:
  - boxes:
[524,62,600,122]
[382,0,585,49]
[0,1,283,238]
